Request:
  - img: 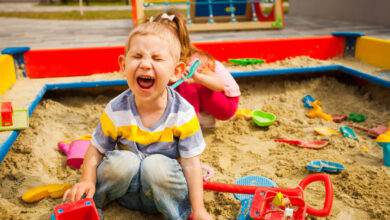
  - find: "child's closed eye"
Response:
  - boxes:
[132,54,142,59]
[152,55,164,61]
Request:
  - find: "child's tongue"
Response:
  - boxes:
[137,77,154,89]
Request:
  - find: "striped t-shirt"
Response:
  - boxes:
[91,87,205,159]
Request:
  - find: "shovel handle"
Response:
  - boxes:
[203,181,301,197]
[170,59,201,89]
[299,174,333,217]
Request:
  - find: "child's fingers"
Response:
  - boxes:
[75,186,86,201]
[69,187,78,202]
[186,78,195,84]
[65,187,76,202]
[86,187,95,198]
[62,189,71,201]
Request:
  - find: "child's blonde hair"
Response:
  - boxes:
[153,10,216,68]
[153,10,192,63]
[125,21,182,62]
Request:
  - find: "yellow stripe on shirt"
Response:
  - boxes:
[118,125,173,145]
[116,116,201,145]
[173,116,201,140]
[100,112,118,140]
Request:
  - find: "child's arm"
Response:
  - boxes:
[180,156,212,220]
[63,145,103,202]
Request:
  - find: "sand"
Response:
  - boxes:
[0,57,389,220]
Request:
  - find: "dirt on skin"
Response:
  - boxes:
[0,68,390,219]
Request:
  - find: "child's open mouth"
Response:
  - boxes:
[137,75,155,89]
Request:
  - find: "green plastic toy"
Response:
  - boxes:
[228,58,265,66]
[252,110,276,127]
[348,113,366,122]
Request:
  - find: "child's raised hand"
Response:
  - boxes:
[184,66,212,84]
[63,180,95,202]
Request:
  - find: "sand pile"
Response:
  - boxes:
[1,75,389,219]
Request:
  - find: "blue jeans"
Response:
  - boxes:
[94,150,191,220]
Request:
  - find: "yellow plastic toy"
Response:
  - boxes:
[271,192,290,207]
[272,192,284,206]
[22,183,71,203]
[235,108,253,120]
[306,100,333,121]
[376,123,390,143]
[314,127,339,136]
[376,122,390,167]
[360,146,369,153]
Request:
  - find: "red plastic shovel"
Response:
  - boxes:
[274,138,329,149]
[203,174,334,219]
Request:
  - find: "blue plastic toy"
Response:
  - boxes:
[306,160,345,173]
[376,124,390,166]
[302,95,316,109]
[339,125,358,140]
[379,143,390,167]
[234,176,277,220]
[170,59,201,89]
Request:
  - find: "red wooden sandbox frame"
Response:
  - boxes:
[24,35,345,78]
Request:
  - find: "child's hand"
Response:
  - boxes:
[184,66,213,84]
[63,180,95,202]
[192,208,213,220]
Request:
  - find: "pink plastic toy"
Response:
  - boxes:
[368,125,388,138]
[52,198,99,220]
[58,135,91,169]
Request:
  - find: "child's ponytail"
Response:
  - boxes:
[153,10,193,63]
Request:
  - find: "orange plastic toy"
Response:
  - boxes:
[306,100,333,121]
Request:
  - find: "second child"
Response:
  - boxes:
[153,11,241,127]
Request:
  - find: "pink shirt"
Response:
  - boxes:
[214,61,241,97]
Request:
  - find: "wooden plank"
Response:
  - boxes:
[0,55,16,95]
[356,36,390,70]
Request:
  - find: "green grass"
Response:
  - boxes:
[0,10,132,20]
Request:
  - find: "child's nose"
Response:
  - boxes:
[139,58,152,69]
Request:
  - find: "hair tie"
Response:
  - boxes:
[161,13,175,21]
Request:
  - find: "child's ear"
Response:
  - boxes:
[171,61,186,82]
[118,55,126,72]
